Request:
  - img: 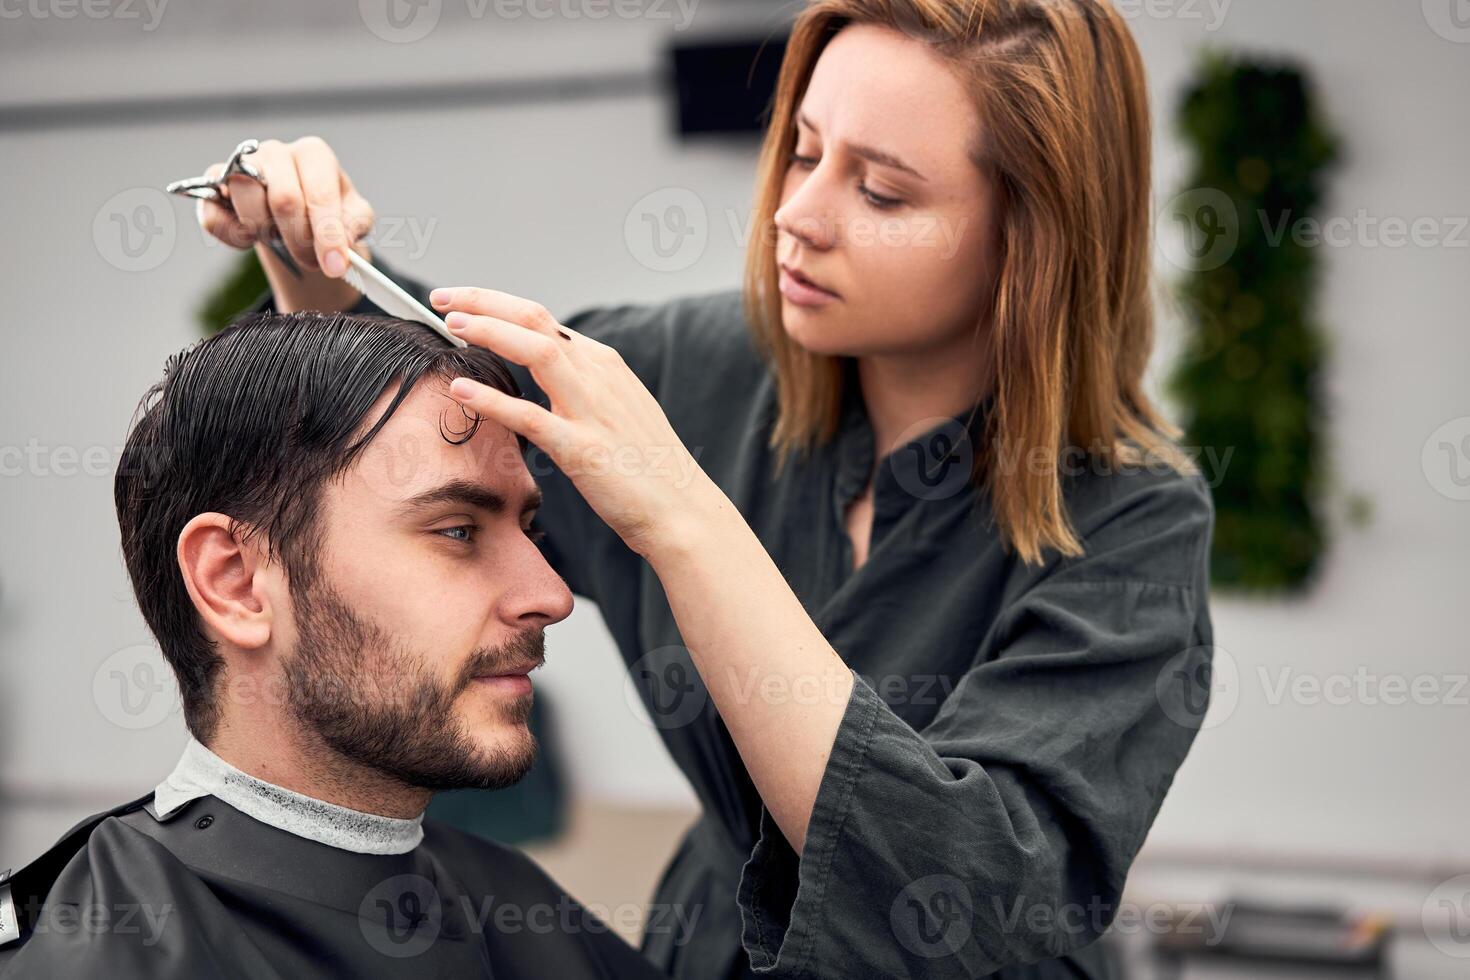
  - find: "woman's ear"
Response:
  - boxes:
[177,513,274,651]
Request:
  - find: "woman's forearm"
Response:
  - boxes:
[644,479,854,854]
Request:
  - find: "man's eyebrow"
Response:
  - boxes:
[797,111,928,182]
[398,479,542,517]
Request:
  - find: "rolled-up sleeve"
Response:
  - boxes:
[737,474,1214,978]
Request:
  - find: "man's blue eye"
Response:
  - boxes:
[437,525,477,543]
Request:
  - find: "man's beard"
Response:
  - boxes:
[282,578,542,792]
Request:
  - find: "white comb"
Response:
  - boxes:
[342,248,466,348]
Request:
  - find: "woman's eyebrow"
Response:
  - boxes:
[796,111,928,182]
[398,479,543,518]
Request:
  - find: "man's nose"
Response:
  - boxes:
[500,539,575,629]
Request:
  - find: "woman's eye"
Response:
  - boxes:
[788,152,818,169]
[860,184,903,209]
[436,524,478,543]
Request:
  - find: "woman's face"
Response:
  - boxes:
[775,24,1000,360]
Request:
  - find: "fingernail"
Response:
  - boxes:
[449,377,478,399]
[323,250,347,277]
[446,311,468,330]
[430,288,452,307]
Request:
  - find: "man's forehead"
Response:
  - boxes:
[348,377,536,506]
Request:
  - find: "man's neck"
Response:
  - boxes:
[208,724,432,820]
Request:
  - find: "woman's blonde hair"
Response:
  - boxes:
[743,0,1195,565]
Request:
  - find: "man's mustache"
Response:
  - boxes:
[456,630,546,690]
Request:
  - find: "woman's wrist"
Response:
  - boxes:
[258,239,372,314]
[638,471,743,568]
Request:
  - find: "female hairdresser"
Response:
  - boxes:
[204,2,1215,976]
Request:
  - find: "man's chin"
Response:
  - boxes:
[457,723,538,784]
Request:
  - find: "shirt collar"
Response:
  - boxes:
[154,737,425,855]
[833,360,994,516]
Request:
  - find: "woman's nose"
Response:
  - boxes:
[775,170,840,251]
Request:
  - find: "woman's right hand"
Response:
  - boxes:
[195,135,375,312]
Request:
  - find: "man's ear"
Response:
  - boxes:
[177,513,276,651]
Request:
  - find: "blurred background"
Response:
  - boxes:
[1,1,1466,976]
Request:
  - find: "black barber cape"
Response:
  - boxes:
[0,792,667,978]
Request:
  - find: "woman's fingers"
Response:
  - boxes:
[445,310,578,378]
[447,377,564,446]
[292,136,351,276]
[196,163,253,249]
[430,287,565,340]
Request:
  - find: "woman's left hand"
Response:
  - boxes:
[430,286,718,558]
[432,285,853,856]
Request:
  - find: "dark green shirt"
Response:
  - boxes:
[255,268,1215,980]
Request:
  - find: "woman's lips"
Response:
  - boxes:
[779,264,840,307]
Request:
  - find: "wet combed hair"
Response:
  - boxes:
[114,311,520,742]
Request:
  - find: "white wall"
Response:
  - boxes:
[1,1,1466,890]
[1130,0,1470,873]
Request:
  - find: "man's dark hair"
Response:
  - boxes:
[115,311,520,742]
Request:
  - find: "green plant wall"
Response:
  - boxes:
[1167,51,1343,592]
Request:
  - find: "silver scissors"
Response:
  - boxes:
[166,138,303,279]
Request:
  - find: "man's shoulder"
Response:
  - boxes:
[2,792,159,897]
[0,793,205,976]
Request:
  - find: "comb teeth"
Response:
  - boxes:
[342,265,365,294]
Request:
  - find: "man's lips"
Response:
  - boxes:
[469,660,543,694]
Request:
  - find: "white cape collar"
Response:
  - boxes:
[153,737,425,855]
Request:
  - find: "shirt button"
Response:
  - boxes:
[195,814,215,830]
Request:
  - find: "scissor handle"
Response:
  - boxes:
[163,138,305,280]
